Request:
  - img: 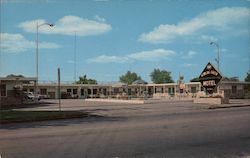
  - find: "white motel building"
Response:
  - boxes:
[0,75,249,106]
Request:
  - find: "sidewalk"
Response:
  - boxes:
[208,99,250,109]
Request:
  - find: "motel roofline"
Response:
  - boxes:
[22,81,250,88]
[220,81,250,84]
[147,83,179,86]
[22,82,200,87]
[0,77,37,82]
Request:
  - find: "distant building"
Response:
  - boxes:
[219,81,249,99]
[0,76,37,106]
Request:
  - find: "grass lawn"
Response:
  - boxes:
[0,110,91,124]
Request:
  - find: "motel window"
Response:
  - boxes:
[103,88,107,95]
[67,89,72,93]
[232,86,237,94]
[87,89,91,95]
[172,88,175,94]
[114,88,119,94]
[191,87,196,93]
[148,88,152,95]
[0,84,6,97]
[128,88,131,95]
[168,88,171,94]
[73,89,77,95]
[93,89,97,95]
[40,89,47,95]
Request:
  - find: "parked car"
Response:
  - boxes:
[23,92,41,101]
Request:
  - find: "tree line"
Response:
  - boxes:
[76,69,250,85]
[76,68,174,85]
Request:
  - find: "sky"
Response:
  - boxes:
[0,0,249,83]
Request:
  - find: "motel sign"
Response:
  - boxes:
[199,62,222,94]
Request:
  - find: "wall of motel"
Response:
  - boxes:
[23,82,201,99]
[22,81,247,99]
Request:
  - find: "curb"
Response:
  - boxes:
[208,104,250,109]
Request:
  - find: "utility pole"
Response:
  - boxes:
[210,41,221,94]
[58,68,61,111]
[74,32,77,82]
[35,21,54,102]
[210,41,220,71]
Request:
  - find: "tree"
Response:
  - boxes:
[190,77,200,82]
[119,71,141,85]
[150,68,174,84]
[6,74,24,78]
[75,75,97,84]
[245,72,250,82]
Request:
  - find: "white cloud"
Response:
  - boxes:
[18,15,112,36]
[128,49,175,61]
[181,51,197,59]
[0,33,60,53]
[87,55,130,63]
[94,15,106,22]
[88,49,176,63]
[138,7,249,43]
[182,63,197,67]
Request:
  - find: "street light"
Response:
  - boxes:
[210,41,220,71]
[35,21,54,100]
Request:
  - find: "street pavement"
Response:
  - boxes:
[0,100,250,158]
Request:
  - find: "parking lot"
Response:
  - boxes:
[18,99,210,117]
[18,98,250,117]
[1,99,250,158]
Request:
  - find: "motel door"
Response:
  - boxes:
[81,89,85,98]
[128,88,132,95]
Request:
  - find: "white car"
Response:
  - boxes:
[23,92,41,101]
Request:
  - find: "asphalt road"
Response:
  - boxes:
[1,101,250,158]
